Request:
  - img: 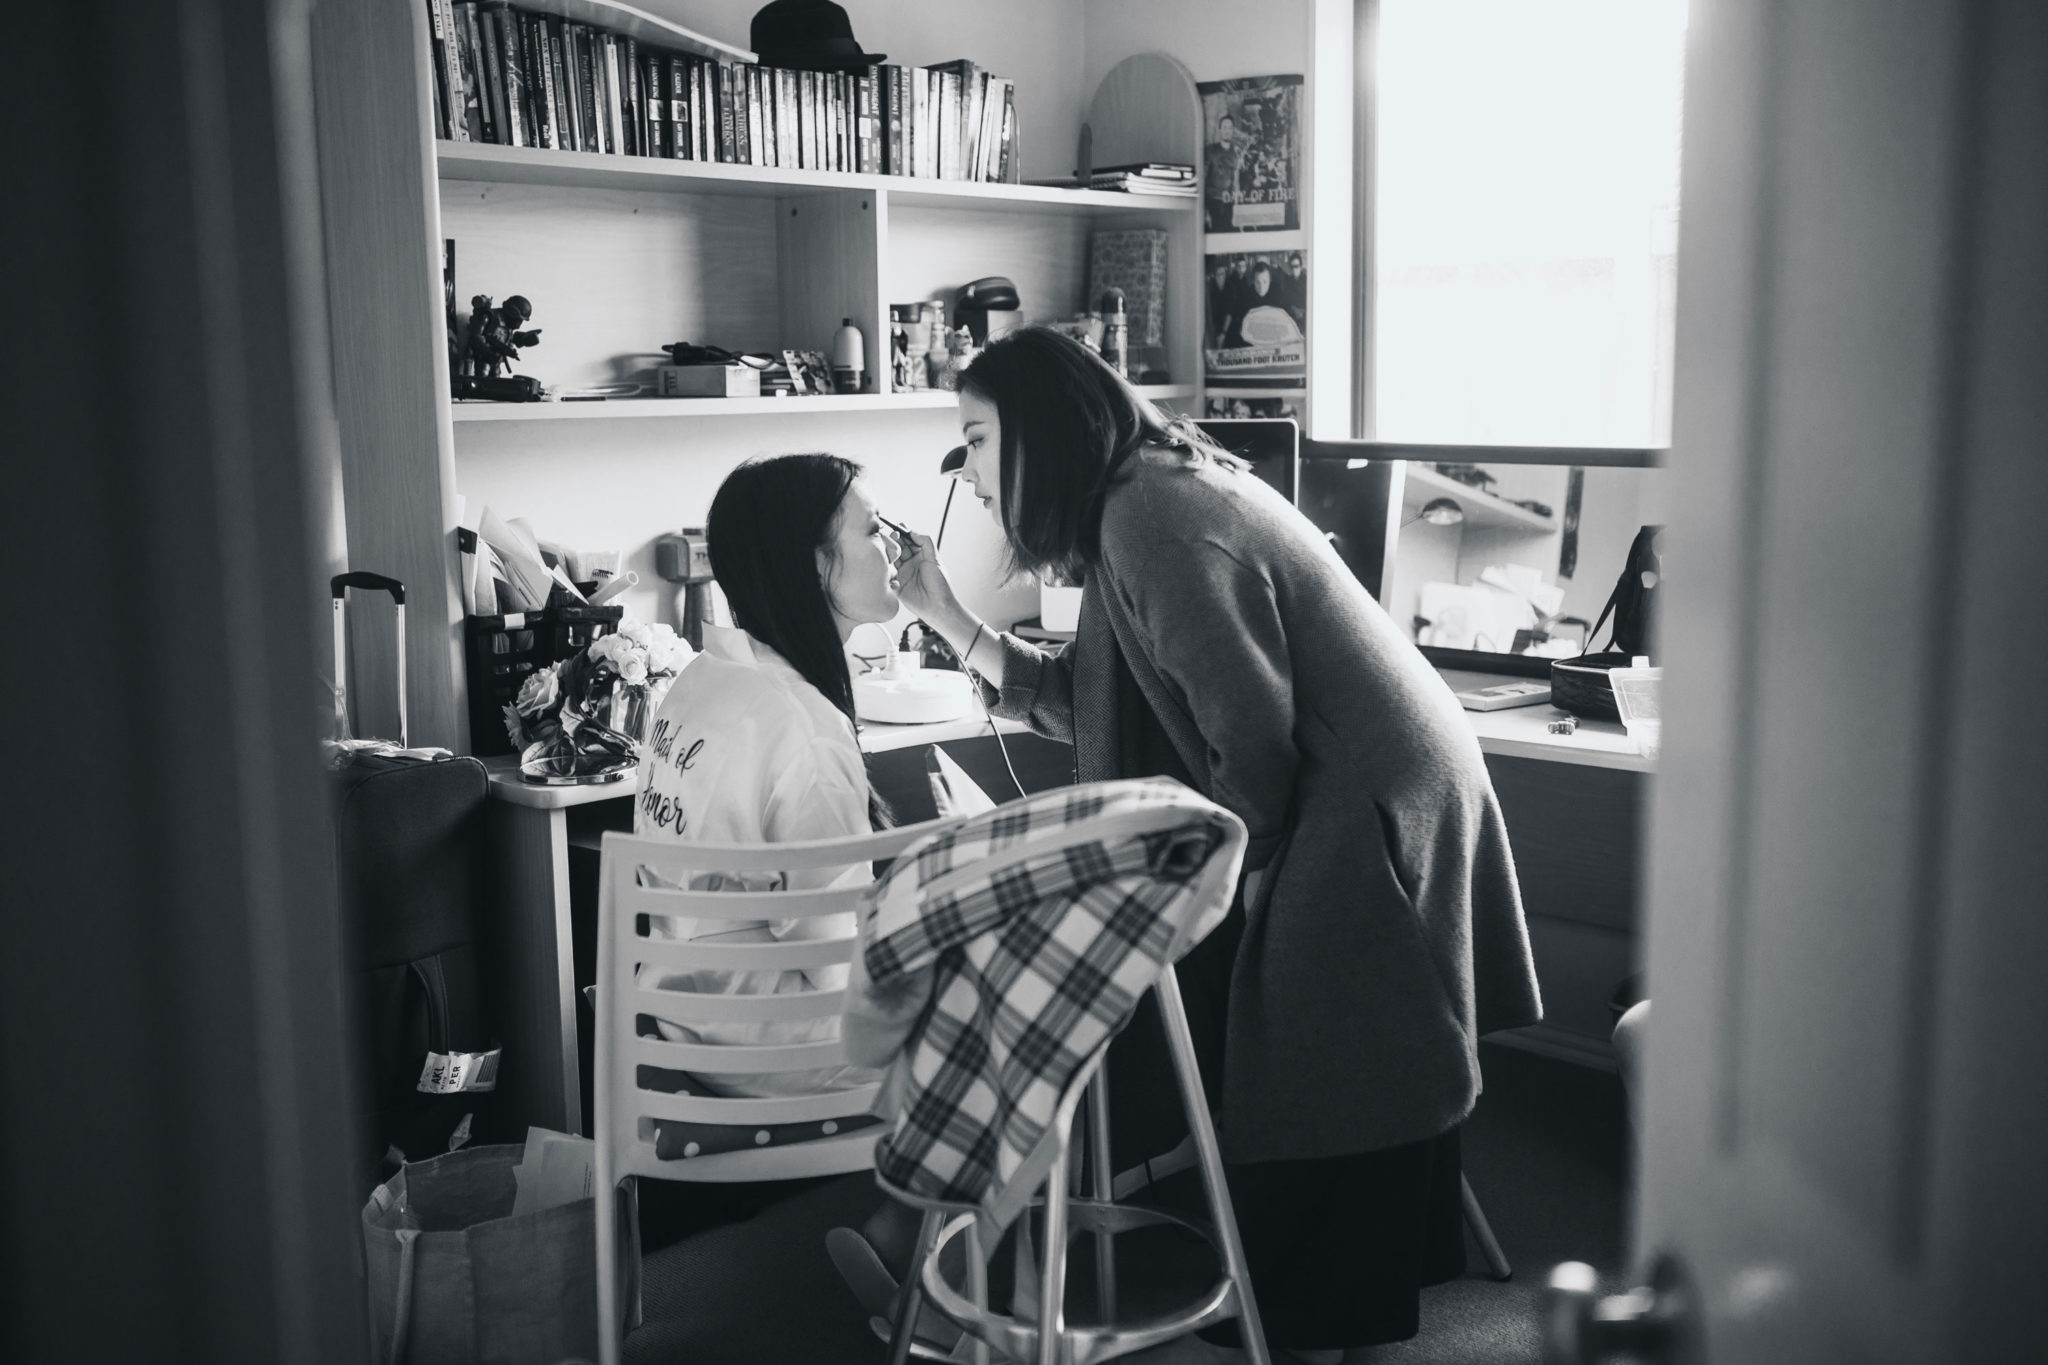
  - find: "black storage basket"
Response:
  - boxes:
[465,601,624,756]
[1549,650,1633,723]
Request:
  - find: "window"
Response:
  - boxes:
[1368,0,1688,447]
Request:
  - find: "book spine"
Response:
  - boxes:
[601,34,623,155]
[718,61,739,163]
[780,69,799,169]
[839,72,852,172]
[939,71,960,179]
[909,69,926,177]
[576,26,601,153]
[451,4,486,141]
[978,75,1004,181]
[623,38,641,156]
[642,53,662,158]
[678,59,694,160]
[536,16,562,150]
[425,0,456,139]
[861,70,881,175]
[745,65,762,166]
[793,70,810,169]
[686,59,702,160]
[887,66,904,174]
[494,5,528,147]
[550,21,577,152]
[475,3,508,144]
[460,3,498,143]
[829,73,843,172]
[1000,82,1018,182]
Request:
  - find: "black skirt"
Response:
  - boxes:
[1106,898,1467,1351]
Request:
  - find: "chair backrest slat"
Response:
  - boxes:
[634,1031,848,1075]
[626,934,857,973]
[631,984,848,1025]
[619,880,871,921]
[625,1082,883,1127]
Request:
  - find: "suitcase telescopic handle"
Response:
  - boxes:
[331,571,406,605]
[331,572,410,748]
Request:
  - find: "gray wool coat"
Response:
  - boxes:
[987,448,1542,1163]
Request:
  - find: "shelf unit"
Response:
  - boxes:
[1401,463,1557,534]
[312,0,1204,750]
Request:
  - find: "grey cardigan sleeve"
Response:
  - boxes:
[982,632,1077,745]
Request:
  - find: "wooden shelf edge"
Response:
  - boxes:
[436,142,1198,214]
[452,385,1196,422]
[519,0,751,62]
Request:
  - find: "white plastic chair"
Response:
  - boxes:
[592,818,957,1365]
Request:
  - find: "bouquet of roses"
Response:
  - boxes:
[505,618,693,781]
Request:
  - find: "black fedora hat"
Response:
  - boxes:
[750,0,885,71]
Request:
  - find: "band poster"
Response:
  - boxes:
[1198,74,1304,233]
[1205,248,1308,382]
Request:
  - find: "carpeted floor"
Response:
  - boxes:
[621,1042,1630,1364]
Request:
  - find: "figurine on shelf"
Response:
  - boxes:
[453,293,546,401]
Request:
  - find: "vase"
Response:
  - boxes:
[607,680,652,748]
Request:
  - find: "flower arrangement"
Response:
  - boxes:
[505,618,693,782]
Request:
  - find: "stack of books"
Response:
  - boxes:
[1087,164,1198,197]
[424,1,1020,182]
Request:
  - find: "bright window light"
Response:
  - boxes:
[1374,0,1688,446]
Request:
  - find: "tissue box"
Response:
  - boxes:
[658,364,761,398]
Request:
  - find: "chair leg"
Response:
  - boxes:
[1037,1144,1071,1365]
[596,1176,622,1365]
[1087,1067,1118,1323]
[1461,1174,1513,1281]
[1156,965,1271,1365]
[964,1218,990,1365]
[886,1209,945,1365]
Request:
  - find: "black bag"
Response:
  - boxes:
[330,573,499,1190]
[1551,526,1663,721]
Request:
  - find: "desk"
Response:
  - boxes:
[481,674,1647,1135]
[1440,669,1651,1069]
[479,715,1046,1137]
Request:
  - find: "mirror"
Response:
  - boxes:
[1385,461,1666,659]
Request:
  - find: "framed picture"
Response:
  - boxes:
[1197,74,1304,233]
[1205,249,1308,380]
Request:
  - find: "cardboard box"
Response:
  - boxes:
[658,364,761,398]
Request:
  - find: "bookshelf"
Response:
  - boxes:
[313,0,1204,750]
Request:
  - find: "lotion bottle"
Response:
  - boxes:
[831,318,865,394]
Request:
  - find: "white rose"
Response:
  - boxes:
[621,620,654,649]
[620,656,649,685]
[515,665,560,713]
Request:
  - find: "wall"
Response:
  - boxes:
[1083,0,1310,100]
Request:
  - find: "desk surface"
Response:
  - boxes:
[483,713,1032,809]
[483,669,1647,807]
[1440,669,1653,773]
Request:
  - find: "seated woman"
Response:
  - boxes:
[632,451,904,1102]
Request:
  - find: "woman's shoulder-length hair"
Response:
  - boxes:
[958,327,1245,581]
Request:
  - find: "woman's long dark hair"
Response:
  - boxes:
[958,326,1242,580]
[706,452,862,723]
[706,453,892,828]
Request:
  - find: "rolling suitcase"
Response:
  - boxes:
[329,572,499,1190]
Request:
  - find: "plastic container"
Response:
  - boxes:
[1606,660,1663,761]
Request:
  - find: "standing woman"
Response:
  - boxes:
[893,328,1542,1361]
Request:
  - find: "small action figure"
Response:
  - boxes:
[453,294,545,401]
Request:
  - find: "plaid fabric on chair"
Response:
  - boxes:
[858,777,1246,1231]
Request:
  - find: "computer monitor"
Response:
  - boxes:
[1194,417,1299,505]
